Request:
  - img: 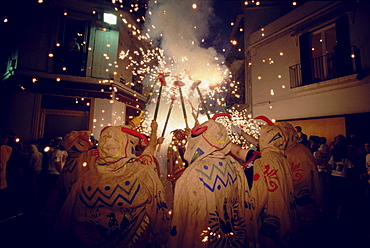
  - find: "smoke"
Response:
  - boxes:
[144,0,227,85]
[136,1,234,206]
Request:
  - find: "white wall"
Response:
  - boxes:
[249,1,370,121]
[92,98,126,140]
[251,34,300,110]
[253,81,370,120]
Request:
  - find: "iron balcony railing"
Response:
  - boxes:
[289,46,361,88]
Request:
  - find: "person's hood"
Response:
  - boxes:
[96,125,146,167]
[258,123,286,154]
[184,117,231,164]
[63,130,92,153]
[276,121,299,151]
[29,144,41,154]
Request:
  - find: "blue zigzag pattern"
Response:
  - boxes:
[79,179,141,208]
[195,161,238,192]
[63,159,78,174]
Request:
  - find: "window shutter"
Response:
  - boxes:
[299,32,311,85]
[335,15,352,76]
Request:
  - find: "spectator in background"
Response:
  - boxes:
[42,131,96,226]
[25,141,43,212]
[309,135,321,153]
[347,134,367,219]
[67,37,80,52]
[295,126,310,148]
[328,139,337,155]
[363,141,370,231]
[300,134,310,148]
[295,126,307,142]
[46,137,68,198]
[313,143,331,212]
[347,134,367,179]
[334,134,346,145]
[65,37,81,75]
[39,137,57,203]
[319,137,330,153]
[328,137,353,223]
[4,128,28,214]
[0,131,12,220]
[319,136,328,146]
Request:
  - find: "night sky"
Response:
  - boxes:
[208,0,244,53]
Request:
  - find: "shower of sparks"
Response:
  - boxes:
[219,109,261,148]
[13,1,244,124]
[117,0,249,143]
[11,0,248,142]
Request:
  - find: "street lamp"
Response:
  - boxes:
[103,13,117,25]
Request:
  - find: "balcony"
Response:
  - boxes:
[289,46,361,88]
[53,47,87,77]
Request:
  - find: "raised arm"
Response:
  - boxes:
[230,143,249,162]
[231,125,259,146]
[143,120,159,155]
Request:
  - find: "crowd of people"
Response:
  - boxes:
[0,115,369,248]
[296,126,369,230]
[0,129,71,218]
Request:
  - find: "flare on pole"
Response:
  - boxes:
[174,80,189,129]
[191,80,210,120]
[157,95,177,152]
[153,73,167,121]
[141,79,158,116]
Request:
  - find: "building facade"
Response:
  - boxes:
[228,1,370,143]
[1,0,151,144]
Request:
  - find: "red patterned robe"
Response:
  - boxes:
[277,122,323,246]
[61,130,97,196]
[251,124,297,248]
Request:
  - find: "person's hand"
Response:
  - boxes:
[231,125,242,136]
[151,120,158,131]
[157,136,165,145]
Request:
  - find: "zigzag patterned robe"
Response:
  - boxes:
[42,131,97,225]
[168,119,255,248]
[56,154,170,248]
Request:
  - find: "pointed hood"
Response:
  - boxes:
[63,130,92,153]
[96,125,145,169]
[258,124,286,154]
[276,121,299,152]
[184,119,231,164]
[29,144,41,154]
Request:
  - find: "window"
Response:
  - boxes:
[309,24,337,82]
[290,15,359,88]
[54,17,89,76]
[310,25,336,59]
